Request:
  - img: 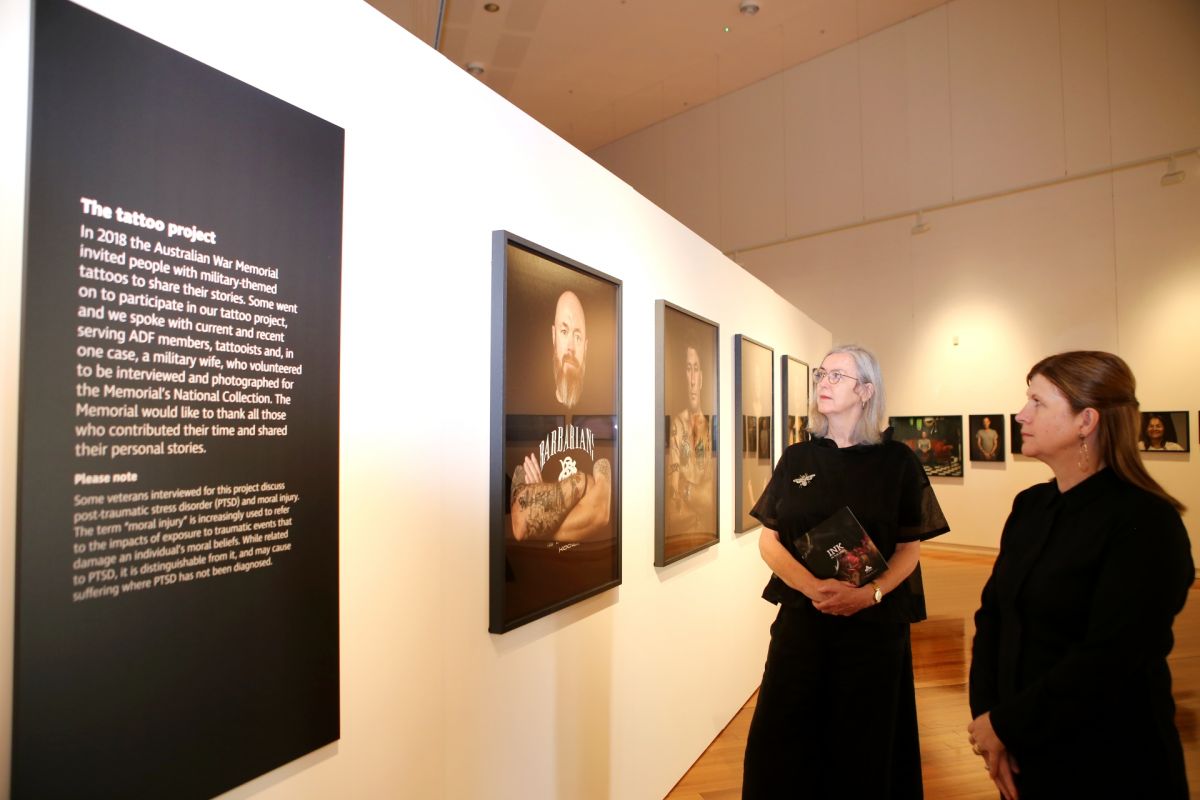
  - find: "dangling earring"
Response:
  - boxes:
[1077,434,1091,473]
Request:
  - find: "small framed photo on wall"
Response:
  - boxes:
[735,335,773,532]
[889,415,964,477]
[1010,414,1025,456]
[655,301,720,567]
[782,355,810,452]
[1137,411,1189,453]
[968,414,1005,462]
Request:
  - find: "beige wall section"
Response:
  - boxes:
[0,0,832,797]
[591,0,1200,564]
[859,6,954,219]
[783,44,865,237]
[662,102,722,247]
[947,0,1068,197]
[1058,0,1112,173]
[1107,0,1200,161]
[718,74,787,252]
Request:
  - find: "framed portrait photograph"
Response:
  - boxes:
[489,231,621,633]
[968,414,1006,462]
[1138,411,1190,453]
[782,355,810,451]
[655,301,720,567]
[890,415,964,477]
[735,335,774,532]
[1010,414,1025,456]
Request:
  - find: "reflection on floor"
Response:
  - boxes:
[665,548,1200,799]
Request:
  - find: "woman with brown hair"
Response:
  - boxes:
[967,351,1193,799]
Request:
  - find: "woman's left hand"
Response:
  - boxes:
[811,580,873,616]
[968,712,1019,800]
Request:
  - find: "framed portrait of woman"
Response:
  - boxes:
[1137,411,1189,453]
[655,301,720,567]
[735,335,773,532]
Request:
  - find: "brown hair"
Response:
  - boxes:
[1027,351,1184,512]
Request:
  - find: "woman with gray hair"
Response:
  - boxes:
[742,345,949,799]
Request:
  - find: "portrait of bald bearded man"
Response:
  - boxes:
[510,290,613,543]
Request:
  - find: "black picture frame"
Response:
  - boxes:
[655,301,720,567]
[1010,414,1025,455]
[1138,410,1190,453]
[889,415,964,477]
[490,231,622,633]
[782,355,810,452]
[968,414,1006,462]
[734,335,773,532]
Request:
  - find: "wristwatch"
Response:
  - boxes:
[871,581,883,605]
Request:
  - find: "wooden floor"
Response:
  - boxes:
[665,548,1200,799]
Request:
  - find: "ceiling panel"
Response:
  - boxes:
[369,0,952,152]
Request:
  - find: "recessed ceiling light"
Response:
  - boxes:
[739,0,760,15]
[483,3,499,12]
[466,62,485,77]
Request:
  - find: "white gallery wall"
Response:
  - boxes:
[0,0,831,798]
[592,0,1200,563]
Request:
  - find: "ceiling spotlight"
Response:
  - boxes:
[483,3,499,12]
[911,211,930,235]
[739,0,760,15]
[465,62,485,77]
[1161,156,1185,186]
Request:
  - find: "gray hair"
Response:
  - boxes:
[806,344,886,445]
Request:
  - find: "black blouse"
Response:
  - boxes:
[751,431,949,624]
[969,468,1193,795]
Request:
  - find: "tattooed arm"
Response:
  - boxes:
[554,457,612,542]
[510,454,586,541]
[666,416,684,512]
[664,414,713,534]
[510,456,612,542]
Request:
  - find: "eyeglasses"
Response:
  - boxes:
[813,368,862,386]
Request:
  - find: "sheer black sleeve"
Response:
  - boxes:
[895,443,949,543]
[749,445,794,531]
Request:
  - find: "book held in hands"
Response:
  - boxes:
[791,506,888,587]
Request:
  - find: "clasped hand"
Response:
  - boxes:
[809,579,870,616]
[968,711,1019,800]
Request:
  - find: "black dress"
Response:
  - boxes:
[969,468,1193,799]
[743,433,949,800]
